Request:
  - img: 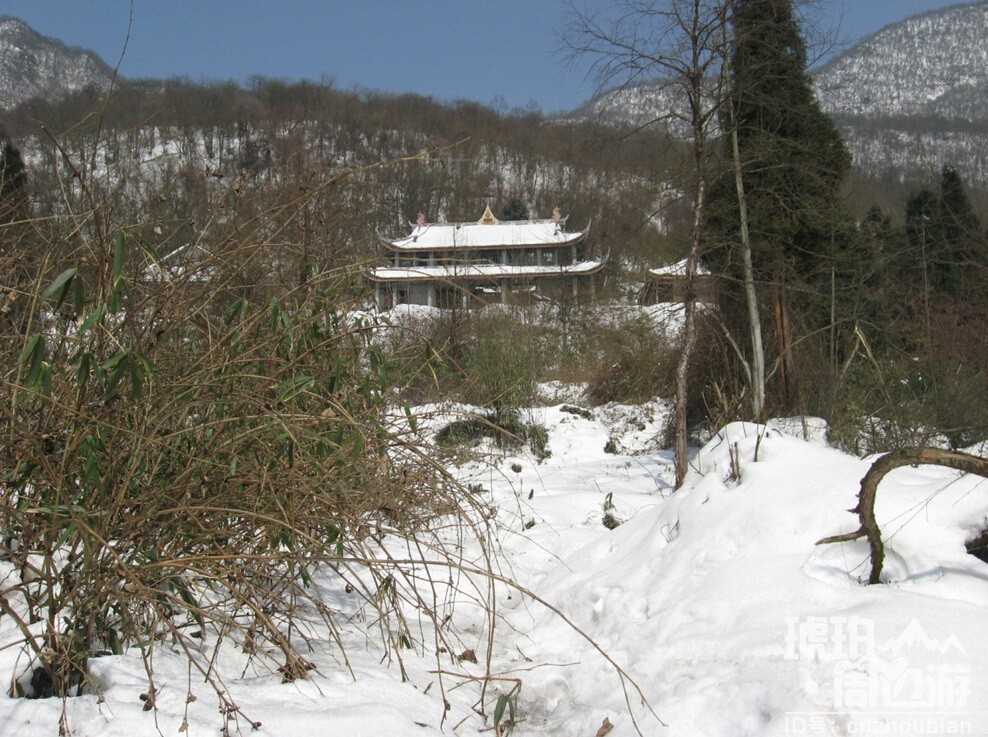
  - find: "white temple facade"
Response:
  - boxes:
[367,206,605,309]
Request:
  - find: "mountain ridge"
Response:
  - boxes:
[818,1,987,75]
[814,1,988,120]
[0,15,114,111]
[2,7,987,187]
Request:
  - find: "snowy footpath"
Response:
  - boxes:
[1,403,985,736]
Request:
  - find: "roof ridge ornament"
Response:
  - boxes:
[479,204,499,225]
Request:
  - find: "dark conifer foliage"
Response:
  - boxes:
[501,196,529,221]
[936,165,985,295]
[0,130,27,224]
[726,0,852,282]
[704,0,857,414]
[905,166,985,296]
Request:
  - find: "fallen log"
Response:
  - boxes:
[817,448,988,584]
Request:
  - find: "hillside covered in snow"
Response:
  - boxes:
[815,2,988,120]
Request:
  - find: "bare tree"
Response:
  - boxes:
[565,0,731,486]
[718,22,766,419]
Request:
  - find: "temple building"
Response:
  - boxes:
[367,206,605,309]
[637,258,718,305]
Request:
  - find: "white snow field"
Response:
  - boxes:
[1,404,985,736]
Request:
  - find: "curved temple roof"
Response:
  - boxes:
[382,217,589,252]
[367,260,606,283]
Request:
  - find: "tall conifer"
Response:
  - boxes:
[727,0,851,283]
[905,166,984,296]
[0,133,27,225]
[705,0,855,410]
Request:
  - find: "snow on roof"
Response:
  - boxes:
[384,217,588,251]
[648,258,712,277]
[367,260,605,282]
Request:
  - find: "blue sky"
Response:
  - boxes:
[0,1,970,113]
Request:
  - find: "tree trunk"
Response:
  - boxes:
[773,279,793,409]
[729,123,765,419]
[674,170,705,488]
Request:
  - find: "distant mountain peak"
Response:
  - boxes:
[0,15,30,32]
[0,16,114,110]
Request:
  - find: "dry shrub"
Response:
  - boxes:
[458,310,542,414]
[587,317,677,406]
[919,299,988,448]
[435,410,550,461]
[376,306,473,404]
[806,293,987,454]
[381,306,545,413]
[0,133,493,723]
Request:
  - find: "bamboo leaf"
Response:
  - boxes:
[224,296,249,324]
[404,405,418,433]
[277,374,313,403]
[40,267,78,308]
[170,576,205,631]
[109,285,124,314]
[325,526,340,545]
[73,272,85,316]
[494,695,508,731]
[17,333,45,386]
[129,358,144,400]
[113,231,126,282]
[108,627,123,656]
[79,304,106,335]
[75,351,91,388]
[17,333,42,368]
[103,351,129,396]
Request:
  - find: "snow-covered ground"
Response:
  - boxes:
[1,401,985,736]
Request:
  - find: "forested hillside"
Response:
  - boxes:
[0,16,112,109]
[5,79,684,279]
[818,2,988,185]
[2,68,986,449]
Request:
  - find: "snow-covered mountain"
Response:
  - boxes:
[815,2,988,120]
[0,16,113,110]
[572,2,988,185]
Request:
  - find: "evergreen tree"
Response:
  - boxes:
[847,203,901,347]
[904,187,939,287]
[859,204,899,299]
[726,0,852,283]
[936,165,983,295]
[904,167,984,296]
[0,133,27,225]
[501,197,529,221]
[705,0,855,410]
